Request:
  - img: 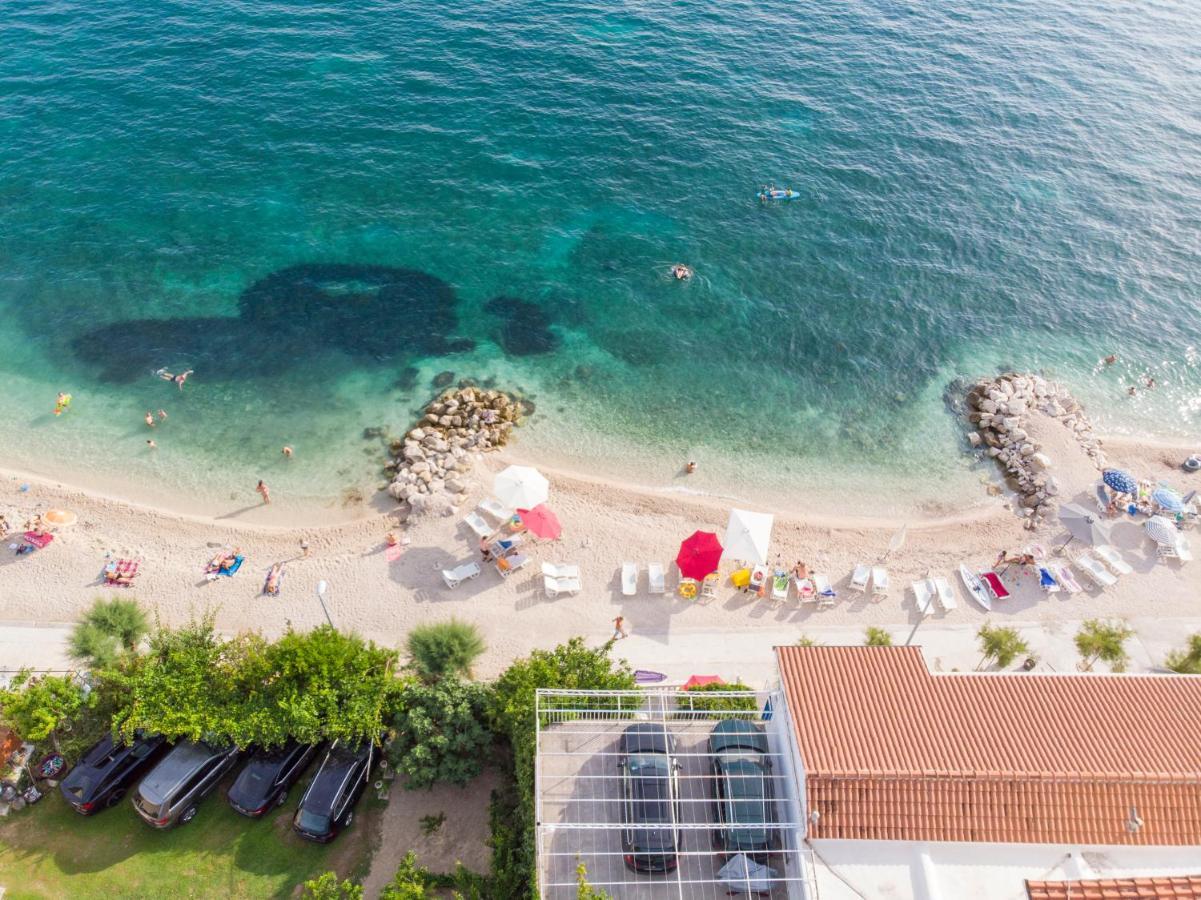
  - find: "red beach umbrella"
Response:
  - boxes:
[517,504,561,540]
[676,530,723,580]
[683,674,724,690]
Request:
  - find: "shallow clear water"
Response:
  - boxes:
[0,0,1198,514]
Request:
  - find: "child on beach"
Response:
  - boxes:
[256,480,271,504]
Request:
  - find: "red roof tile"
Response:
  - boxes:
[776,646,1201,845]
[1027,875,1201,899]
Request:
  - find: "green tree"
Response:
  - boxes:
[0,670,88,750]
[795,634,820,647]
[575,862,613,899]
[864,627,892,647]
[389,678,492,788]
[68,597,150,670]
[302,872,364,900]
[489,638,635,898]
[379,852,431,899]
[1075,619,1135,672]
[1164,634,1201,674]
[976,623,1030,670]
[682,680,757,714]
[406,619,487,681]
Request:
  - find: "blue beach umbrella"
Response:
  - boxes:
[1102,468,1138,495]
[1152,488,1185,513]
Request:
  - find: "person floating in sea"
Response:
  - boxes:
[282,446,294,459]
[146,439,157,450]
[1103,354,1117,366]
[144,411,155,428]
[670,264,693,280]
[157,409,168,421]
[156,368,193,390]
[256,479,271,504]
[1144,376,1156,388]
[53,392,72,416]
[685,460,697,474]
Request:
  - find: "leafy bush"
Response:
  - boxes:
[388,678,492,788]
[488,638,634,897]
[0,670,89,749]
[406,620,487,681]
[976,623,1029,670]
[68,596,150,670]
[1075,619,1134,672]
[1165,634,1201,674]
[681,680,757,714]
[302,872,363,900]
[864,627,892,647]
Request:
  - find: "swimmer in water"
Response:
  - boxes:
[671,264,693,281]
[144,411,155,428]
[174,370,193,391]
[282,446,293,459]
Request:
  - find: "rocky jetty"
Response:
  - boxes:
[385,387,523,514]
[965,372,1105,530]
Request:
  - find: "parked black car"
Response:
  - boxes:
[292,740,375,843]
[132,739,243,828]
[228,740,319,818]
[59,731,167,815]
[618,723,681,873]
[708,719,775,858]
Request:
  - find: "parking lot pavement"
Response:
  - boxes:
[538,720,796,899]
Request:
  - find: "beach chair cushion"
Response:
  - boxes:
[770,572,788,600]
[980,571,1011,600]
[1038,567,1060,592]
[1052,563,1082,593]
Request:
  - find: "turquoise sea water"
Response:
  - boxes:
[1,0,1198,515]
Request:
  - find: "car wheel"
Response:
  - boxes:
[105,789,126,808]
[179,805,198,824]
[275,790,287,807]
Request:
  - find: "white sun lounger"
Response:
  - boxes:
[1074,554,1117,588]
[478,498,513,521]
[442,562,481,588]
[850,564,870,593]
[911,579,935,615]
[932,576,957,612]
[1093,544,1133,576]
[1052,562,1082,593]
[770,571,789,604]
[496,553,528,577]
[1159,537,1193,563]
[812,573,836,608]
[621,562,638,596]
[542,562,581,579]
[871,566,889,598]
[647,563,666,594]
[544,574,581,599]
[702,572,720,601]
[463,512,493,540]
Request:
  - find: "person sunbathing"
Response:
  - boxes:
[264,563,283,594]
[792,561,810,579]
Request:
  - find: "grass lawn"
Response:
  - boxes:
[0,781,384,899]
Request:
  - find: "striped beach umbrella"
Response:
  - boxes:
[1145,516,1179,546]
[1151,488,1185,514]
[1102,468,1138,495]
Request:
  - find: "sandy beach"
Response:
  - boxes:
[1,402,1197,680]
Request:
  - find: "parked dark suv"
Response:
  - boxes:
[228,740,319,818]
[132,739,242,828]
[618,723,681,873]
[708,719,775,858]
[59,731,167,815]
[292,740,375,843]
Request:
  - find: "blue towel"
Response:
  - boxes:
[1039,567,1057,589]
[218,555,244,577]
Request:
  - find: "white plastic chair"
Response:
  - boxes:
[463,512,492,540]
[647,563,666,594]
[478,498,513,521]
[442,562,481,588]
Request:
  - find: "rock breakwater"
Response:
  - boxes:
[965,373,1105,530]
[385,387,523,515]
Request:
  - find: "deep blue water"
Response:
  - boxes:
[0,0,1198,509]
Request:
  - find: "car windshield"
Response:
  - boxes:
[297,809,330,834]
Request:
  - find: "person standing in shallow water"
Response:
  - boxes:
[256,480,271,504]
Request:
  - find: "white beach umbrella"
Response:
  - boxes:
[723,508,774,564]
[494,465,549,510]
[1144,516,1179,546]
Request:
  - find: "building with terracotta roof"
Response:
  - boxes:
[774,645,1201,900]
[1027,875,1201,899]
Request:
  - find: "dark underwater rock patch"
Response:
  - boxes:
[484,296,559,356]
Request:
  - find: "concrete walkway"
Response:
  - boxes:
[0,622,75,679]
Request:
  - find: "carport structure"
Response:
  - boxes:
[535,688,811,899]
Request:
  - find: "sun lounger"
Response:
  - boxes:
[442,562,482,588]
[647,563,666,594]
[1074,554,1116,588]
[871,566,889,599]
[794,576,816,603]
[979,570,1011,601]
[849,564,870,593]
[1159,536,1193,562]
[1093,544,1133,576]
[702,572,719,601]
[1038,566,1060,593]
[621,562,638,596]
[463,512,493,540]
[542,562,581,579]
[932,577,957,612]
[496,553,528,577]
[770,570,789,604]
[1051,563,1082,594]
[677,578,698,600]
[750,565,768,597]
[812,573,836,608]
[478,498,513,521]
[911,579,935,615]
[543,574,581,599]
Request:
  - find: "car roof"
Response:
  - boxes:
[621,723,673,755]
[709,718,768,754]
[137,741,218,804]
[304,750,361,812]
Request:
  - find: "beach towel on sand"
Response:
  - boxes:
[217,555,244,577]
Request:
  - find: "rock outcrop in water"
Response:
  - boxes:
[385,386,523,515]
[965,372,1104,530]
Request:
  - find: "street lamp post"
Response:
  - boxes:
[315,580,334,628]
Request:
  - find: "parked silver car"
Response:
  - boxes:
[132,739,242,828]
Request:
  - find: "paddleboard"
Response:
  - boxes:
[758,189,800,202]
[958,564,992,611]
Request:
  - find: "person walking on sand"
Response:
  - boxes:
[282,445,293,459]
[256,479,271,504]
[300,539,311,558]
[612,616,628,640]
[144,411,155,428]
